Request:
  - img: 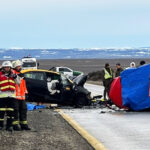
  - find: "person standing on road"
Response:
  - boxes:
[102,63,113,100]
[139,60,146,66]
[0,61,18,131]
[130,62,136,68]
[115,63,124,77]
[126,62,136,69]
[12,60,31,131]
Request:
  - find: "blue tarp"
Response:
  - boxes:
[121,64,150,110]
[27,103,46,111]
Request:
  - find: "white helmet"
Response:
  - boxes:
[2,61,12,68]
[12,60,22,68]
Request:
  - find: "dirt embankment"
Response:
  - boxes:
[38,58,149,82]
[0,109,93,150]
[38,58,150,74]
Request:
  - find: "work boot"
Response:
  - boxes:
[13,125,21,131]
[107,99,113,106]
[21,125,31,130]
[6,126,13,132]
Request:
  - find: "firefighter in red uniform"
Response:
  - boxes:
[0,61,18,131]
[12,60,30,131]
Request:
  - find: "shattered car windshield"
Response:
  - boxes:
[61,74,71,85]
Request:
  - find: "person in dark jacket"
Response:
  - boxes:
[115,63,124,77]
[139,60,146,66]
[102,63,113,100]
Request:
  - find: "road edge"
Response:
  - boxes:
[55,109,107,150]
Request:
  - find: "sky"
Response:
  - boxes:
[0,0,150,49]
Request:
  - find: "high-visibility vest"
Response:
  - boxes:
[104,68,113,79]
[0,72,16,92]
[13,70,28,100]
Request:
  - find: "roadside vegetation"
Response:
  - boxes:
[87,71,103,85]
[88,71,102,81]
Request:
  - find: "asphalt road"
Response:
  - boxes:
[62,84,150,150]
[0,109,94,150]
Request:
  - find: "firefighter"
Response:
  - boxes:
[0,61,18,131]
[12,60,30,130]
[102,63,113,100]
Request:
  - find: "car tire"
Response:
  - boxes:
[75,94,87,108]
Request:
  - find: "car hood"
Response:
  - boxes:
[73,74,87,86]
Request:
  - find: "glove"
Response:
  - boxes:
[10,74,17,79]
[18,73,24,78]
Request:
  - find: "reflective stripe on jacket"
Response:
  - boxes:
[104,68,113,79]
[0,91,16,98]
[13,70,28,100]
[0,72,16,92]
[20,120,28,124]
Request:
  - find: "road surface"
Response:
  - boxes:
[62,83,150,150]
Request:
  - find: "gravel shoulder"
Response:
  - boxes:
[0,109,94,150]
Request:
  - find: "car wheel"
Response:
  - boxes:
[75,94,87,108]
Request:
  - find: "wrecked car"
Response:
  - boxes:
[21,69,91,107]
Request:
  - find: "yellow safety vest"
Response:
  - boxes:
[104,68,112,79]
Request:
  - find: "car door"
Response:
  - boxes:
[24,71,48,101]
[59,74,74,104]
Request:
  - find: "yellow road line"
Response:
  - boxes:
[55,109,107,150]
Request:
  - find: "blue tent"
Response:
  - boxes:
[121,64,150,110]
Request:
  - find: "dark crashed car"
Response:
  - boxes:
[21,69,91,107]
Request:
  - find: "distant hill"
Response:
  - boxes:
[0,48,150,60]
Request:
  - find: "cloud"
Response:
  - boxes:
[1,0,150,9]
[0,0,150,15]
[10,47,23,49]
[0,0,150,48]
